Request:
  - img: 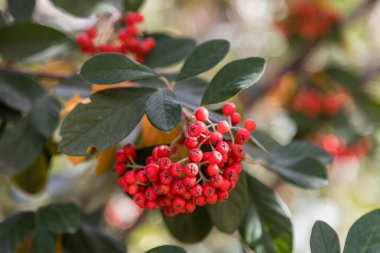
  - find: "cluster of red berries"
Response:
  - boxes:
[312,134,371,159]
[115,102,257,216]
[75,12,155,62]
[291,88,349,118]
[277,1,341,40]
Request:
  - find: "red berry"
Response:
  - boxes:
[210,131,223,145]
[206,164,220,177]
[183,176,197,188]
[190,184,203,197]
[146,200,157,209]
[127,185,138,195]
[222,102,236,115]
[123,143,136,156]
[185,163,199,176]
[230,162,243,173]
[244,119,256,131]
[189,148,203,162]
[231,112,241,125]
[157,145,171,157]
[203,184,215,197]
[217,191,229,201]
[86,27,97,38]
[185,137,198,149]
[185,201,196,212]
[209,151,223,165]
[194,121,207,133]
[145,164,159,179]
[231,144,245,159]
[145,187,157,201]
[236,128,250,144]
[195,107,209,121]
[160,170,173,184]
[172,181,186,195]
[187,123,201,137]
[136,170,148,183]
[223,167,238,182]
[114,162,126,175]
[124,171,136,184]
[170,163,184,177]
[133,193,146,208]
[219,180,231,191]
[194,196,206,206]
[210,174,224,188]
[216,141,230,154]
[173,196,186,210]
[217,120,230,134]
[115,149,126,162]
[157,184,170,195]
[159,157,172,170]
[206,194,218,204]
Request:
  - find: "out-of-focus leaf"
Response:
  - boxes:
[12,153,49,194]
[95,146,117,175]
[146,245,187,253]
[51,0,102,17]
[0,22,72,61]
[310,221,340,253]
[124,0,145,11]
[7,0,35,21]
[31,225,56,253]
[53,74,92,100]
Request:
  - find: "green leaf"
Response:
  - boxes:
[63,224,126,253]
[267,141,331,189]
[239,174,292,253]
[31,225,56,253]
[146,89,182,132]
[176,39,230,81]
[0,212,36,253]
[173,77,208,108]
[124,0,145,11]
[0,73,45,112]
[207,171,249,233]
[343,209,380,253]
[0,22,71,60]
[59,87,155,155]
[51,0,102,16]
[163,206,213,243]
[29,95,61,137]
[144,35,196,68]
[201,57,266,105]
[146,245,187,253]
[0,118,45,174]
[325,66,360,92]
[11,153,49,194]
[7,0,35,21]
[53,74,92,99]
[310,221,340,253]
[80,53,159,84]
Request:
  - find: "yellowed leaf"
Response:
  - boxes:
[55,234,63,253]
[140,115,181,147]
[95,146,117,175]
[92,82,134,92]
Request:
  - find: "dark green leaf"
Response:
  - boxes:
[0,118,45,174]
[31,225,56,253]
[176,39,230,81]
[163,206,212,243]
[201,57,266,105]
[0,212,35,253]
[144,35,196,68]
[207,171,249,233]
[0,22,71,60]
[29,95,61,137]
[8,0,35,21]
[12,153,49,194]
[268,157,328,189]
[173,77,208,108]
[59,87,155,155]
[239,174,292,253]
[310,221,340,253]
[63,224,126,253]
[124,0,145,11]
[0,73,44,112]
[37,203,82,233]
[343,209,380,253]
[80,53,159,84]
[146,245,187,253]
[146,89,182,132]
[51,0,101,16]
[53,74,92,99]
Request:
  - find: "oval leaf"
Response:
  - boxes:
[80,53,159,84]
[59,87,155,155]
[310,221,340,253]
[201,57,266,105]
[146,89,182,132]
[163,206,212,243]
[37,203,82,234]
[0,22,71,60]
[343,209,380,253]
[0,212,36,253]
[146,245,187,253]
[207,171,249,233]
[239,173,293,253]
[176,39,230,81]
[144,35,196,68]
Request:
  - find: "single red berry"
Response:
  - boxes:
[194,196,206,206]
[172,196,186,210]
[182,191,192,200]
[183,176,197,188]
[86,27,97,38]
[159,157,172,170]
[206,194,218,204]
[244,119,257,131]
[185,137,199,149]
[210,174,224,188]
[159,198,172,207]
[217,120,230,134]
[216,141,230,154]
[115,149,126,163]
[136,170,148,183]
[206,164,220,177]
[195,107,209,121]
[231,112,241,125]
[236,128,250,144]
[219,179,231,191]
[145,163,159,179]
[160,170,173,184]
[185,163,199,176]
[231,144,245,160]
[157,145,171,157]
[170,163,184,177]
[187,123,201,137]
[146,200,158,209]
[185,200,196,212]
[133,193,146,208]
[210,131,223,145]
[146,156,155,164]
[230,162,243,173]
[114,162,126,175]
[157,184,171,194]
[190,184,203,197]
[145,187,157,201]
[202,184,215,197]
[222,102,236,115]
[189,148,203,162]
[209,151,223,165]
[172,181,187,195]
[127,185,138,195]
[217,191,229,201]
[223,167,238,182]
[124,171,136,184]
[123,143,136,156]
[194,121,207,133]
